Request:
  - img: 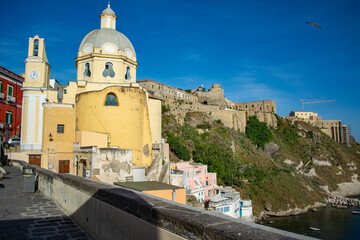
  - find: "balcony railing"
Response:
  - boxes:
[7,95,16,102]
[0,92,4,99]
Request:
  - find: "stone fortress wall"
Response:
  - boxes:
[139,79,352,144]
[137,80,198,102]
[191,84,233,109]
[137,79,278,132]
[234,100,276,113]
[156,85,278,132]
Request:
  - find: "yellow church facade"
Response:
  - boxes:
[20,4,161,180]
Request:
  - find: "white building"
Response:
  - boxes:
[239,199,253,221]
[289,111,318,120]
[206,187,253,221]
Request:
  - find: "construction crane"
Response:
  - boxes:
[300,99,336,111]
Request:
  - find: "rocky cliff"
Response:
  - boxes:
[162,108,360,219]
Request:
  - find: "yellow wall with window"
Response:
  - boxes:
[42,103,75,173]
[75,85,153,167]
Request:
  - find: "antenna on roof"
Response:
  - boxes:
[108,0,110,7]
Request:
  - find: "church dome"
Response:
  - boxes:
[79,28,136,56]
[102,5,115,15]
[78,4,136,57]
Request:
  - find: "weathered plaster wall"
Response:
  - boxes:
[92,148,133,184]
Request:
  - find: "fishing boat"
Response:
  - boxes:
[352,211,360,215]
[310,227,320,231]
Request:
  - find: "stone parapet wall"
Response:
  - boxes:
[11,160,310,240]
[138,80,198,102]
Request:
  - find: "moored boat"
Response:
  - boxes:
[310,227,320,231]
[352,211,360,215]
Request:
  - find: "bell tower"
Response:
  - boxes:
[21,35,50,152]
[23,35,51,88]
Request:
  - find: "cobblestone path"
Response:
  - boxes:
[0,165,92,240]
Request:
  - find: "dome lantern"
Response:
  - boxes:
[100,3,117,30]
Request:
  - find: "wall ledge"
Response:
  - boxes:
[11,160,314,240]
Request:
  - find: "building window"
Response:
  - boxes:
[57,124,65,133]
[105,93,118,106]
[102,62,115,78]
[5,111,12,124]
[0,81,2,92]
[34,40,39,56]
[7,85,13,97]
[83,63,91,78]
[125,66,131,81]
[224,206,230,212]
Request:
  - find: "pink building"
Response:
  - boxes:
[171,162,217,203]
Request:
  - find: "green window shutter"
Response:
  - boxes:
[8,85,13,96]
[0,82,2,92]
[6,112,13,124]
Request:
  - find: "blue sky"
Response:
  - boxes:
[1,0,359,142]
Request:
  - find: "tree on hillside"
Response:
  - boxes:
[245,116,273,149]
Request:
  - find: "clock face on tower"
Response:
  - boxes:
[29,70,40,80]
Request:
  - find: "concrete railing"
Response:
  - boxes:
[11,160,313,240]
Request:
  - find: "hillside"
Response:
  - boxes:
[162,109,360,218]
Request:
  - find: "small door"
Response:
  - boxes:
[29,154,41,167]
[59,160,70,173]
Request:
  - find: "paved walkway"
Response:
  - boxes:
[0,165,92,240]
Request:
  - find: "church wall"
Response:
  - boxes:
[76,57,137,84]
[42,103,75,173]
[75,131,108,148]
[75,86,153,167]
[148,98,162,144]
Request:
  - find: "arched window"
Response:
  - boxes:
[125,66,131,81]
[103,62,115,78]
[83,63,91,78]
[105,93,118,106]
[33,40,39,56]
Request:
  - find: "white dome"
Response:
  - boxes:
[79,28,136,56]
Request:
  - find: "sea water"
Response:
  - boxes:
[263,206,360,239]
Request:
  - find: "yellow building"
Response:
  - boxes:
[20,4,161,179]
[114,181,186,205]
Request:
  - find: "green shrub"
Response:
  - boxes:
[193,144,242,185]
[216,119,223,125]
[162,104,170,114]
[196,123,212,130]
[245,116,273,149]
[307,131,314,139]
[167,133,191,160]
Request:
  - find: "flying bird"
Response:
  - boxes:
[306,21,321,29]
